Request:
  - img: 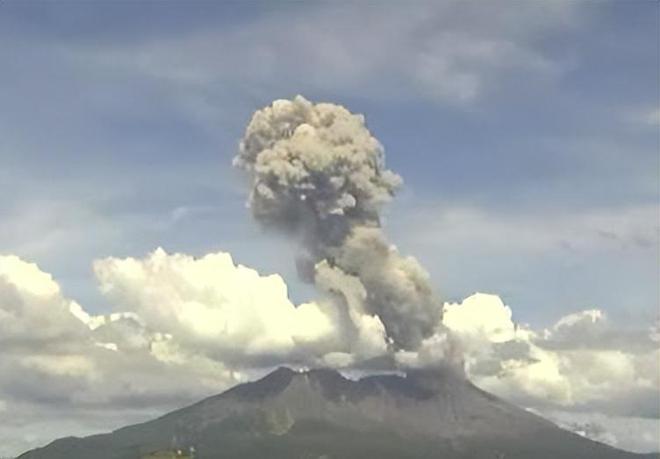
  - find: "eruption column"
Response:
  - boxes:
[234,96,443,352]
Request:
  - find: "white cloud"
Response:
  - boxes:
[443,293,520,343]
[0,255,62,297]
[439,292,660,451]
[1,251,657,455]
[0,254,238,456]
[0,255,89,347]
[93,248,351,364]
[92,248,395,366]
[0,247,389,458]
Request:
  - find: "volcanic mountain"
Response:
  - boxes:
[18,367,657,459]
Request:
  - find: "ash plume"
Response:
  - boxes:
[234,96,443,352]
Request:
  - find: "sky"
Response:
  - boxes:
[0,0,658,456]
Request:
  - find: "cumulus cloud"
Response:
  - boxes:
[0,256,238,406]
[93,247,392,366]
[1,251,658,454]
[84,236,657,450]
[0,254,238,456]
[437,292,660,451]
[94,249,327,358]
[0,246,392,454]
[0,255,89,349]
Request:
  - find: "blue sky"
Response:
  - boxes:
[0,0,657,327]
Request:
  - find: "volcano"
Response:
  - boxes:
[18,367,657,459]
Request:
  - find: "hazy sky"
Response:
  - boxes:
[0,1,658,455]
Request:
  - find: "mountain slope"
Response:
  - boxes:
[18,367,658,459]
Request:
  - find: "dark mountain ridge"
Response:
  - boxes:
[18,367,659,459]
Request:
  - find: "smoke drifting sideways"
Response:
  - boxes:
[234,96,455,366]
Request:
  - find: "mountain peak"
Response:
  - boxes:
[222,366,296,400]
[18,366,655,459]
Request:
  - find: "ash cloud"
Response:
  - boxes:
[234,96,445,352]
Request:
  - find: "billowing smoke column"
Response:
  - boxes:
[234,96,442,352]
